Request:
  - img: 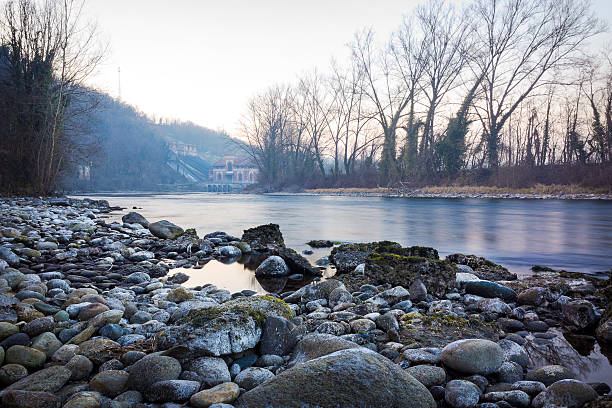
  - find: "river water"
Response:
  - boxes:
[78,192,612,384]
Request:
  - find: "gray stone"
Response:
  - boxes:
[525,365,575,386]
[234,367,275,391]
[498,339,528,367]
[441,339,504,375]
[188,356,231,387]
[532,379,598,408]
[464,281,517,302]
[255,256,289,277]
[287,333,358,367]
[406,365,446,388]
[88,369,129,397]
[259,316,296,356]
[122,212,149,227]
[3,365,71,393]
[149,220,184,240]
[127,355,181,393]
[445,379,481,408]
[235,348,435,408]
[145,379,200,402]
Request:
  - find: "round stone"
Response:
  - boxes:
[88,369,129,397]
[532,379,598,408]
[127,355,182,392]
[234,367,275,391]
[525,365,574,386]
[445,379,481,408]
[190,382,240,408]
[5,345,46,369]
[406,365,447,388]
[441,339,504,375]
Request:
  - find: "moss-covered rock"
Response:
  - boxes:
[242,224,285,251]
[306,240,334,248]
[446,253,517,281]
[334,243,454,298]
[155,296,293,357]
[399,313,500,347]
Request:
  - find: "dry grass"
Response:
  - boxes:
[419,184,610,195]
[305,187,396,194]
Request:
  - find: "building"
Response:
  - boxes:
[210,156,258,184]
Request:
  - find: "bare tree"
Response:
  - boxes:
[472,0,604,168]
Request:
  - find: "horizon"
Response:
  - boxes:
[84,0,612,138]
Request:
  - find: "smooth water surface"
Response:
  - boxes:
[82,192,612,275]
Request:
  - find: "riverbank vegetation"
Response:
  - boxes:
[240,0,612,192]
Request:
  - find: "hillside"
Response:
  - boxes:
[61,92,242,191]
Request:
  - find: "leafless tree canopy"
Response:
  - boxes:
[0,0,104,194]
[240,0,608,189]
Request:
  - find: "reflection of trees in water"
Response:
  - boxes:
[525,329,603,379]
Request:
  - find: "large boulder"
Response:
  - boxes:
[122,212,149,227]
[242,224,285,250]
[148,220,184,240]
[156,296,293,357]
[441,339,504,375]
[235,348,435,408]
[333,242,454,297]
[446,253,517,281]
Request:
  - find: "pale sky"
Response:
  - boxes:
[84,0,612,137]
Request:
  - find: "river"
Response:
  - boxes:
[81,192,612,275]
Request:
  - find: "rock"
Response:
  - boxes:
[62,391,100,408]
[0,247,20,267]
[0,322,19,340]
[219,246,242,258]
[5,345,46,369]
[406,365,446,388]
[122,212,149,227]
[127,355,181,393]
[0,364,28,386]
[78,338,122,364]
[328,287,353,307]
[146,379,200,402]
[446,254,516,281]
[130,250,155,261]
[255,256,289,277]
[157,296,292,357]
[286,333,359,367]
[259,316,296,356]
[187,356,231,387]
[167,287,194,303]
[78,303,109,321]
[464,280,517,302]
[532,379,598,408]
[512,380,546,396]
[498,339,528,367]
[497,361,523,383]
[2,365,71,393]
[596,318,612,344]
[517,287,551,306]
[482,390,530,408]
[89,370,129,397]
[234,367,274,390]
[275,247,322,276]
[236,348,435,408]
[1,390,61,408]
[66,354,94,380]
[241,224,285,250]
[562,300,597,332]
[402,348,441,364]
[190,382,240,407]
[149,220,184,240]
[445,379,482,408]
[525,365,575,386]
[28,332,59,359]
[441,339,504,375]
[409,279,428,302]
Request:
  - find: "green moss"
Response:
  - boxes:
[258,295,294,319]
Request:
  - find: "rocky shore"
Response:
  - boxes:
[0,196,610,408]
[301,190,612,200]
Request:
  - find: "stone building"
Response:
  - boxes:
[210,156,258,183]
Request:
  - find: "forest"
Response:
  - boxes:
[240,0,612,190]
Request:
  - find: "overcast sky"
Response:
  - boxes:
[84,0,612,136]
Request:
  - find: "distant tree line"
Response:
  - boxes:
[0,0,103,194]
[241,0,610,189]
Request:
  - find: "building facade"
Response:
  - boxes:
[210,156,258,184]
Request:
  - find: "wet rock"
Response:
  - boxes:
[255,256,289,277]
[441,339,504,375]
[219,245,242,258]
[236,348,435,408]
[532,379,598,408]
[149,220,184,240]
